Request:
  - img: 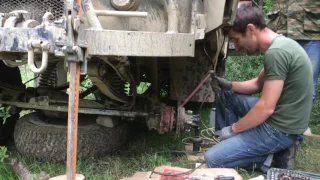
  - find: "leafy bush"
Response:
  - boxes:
[263,0,273,14]
[0,105,11,124]
[0,146,8,163]
[226,55,264,81]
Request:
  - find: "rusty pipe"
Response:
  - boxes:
[180,70,214,107]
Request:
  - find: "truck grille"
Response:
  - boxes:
[0,0,64,22]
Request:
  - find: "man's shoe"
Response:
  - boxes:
[274,141,299,169]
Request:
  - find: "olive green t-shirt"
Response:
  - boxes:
[264,35,313,135]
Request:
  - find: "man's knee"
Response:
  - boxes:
[204,148,228,168]
[204,151,220,168]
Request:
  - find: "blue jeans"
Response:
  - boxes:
[205,91,295,169]
[297,40,320,103]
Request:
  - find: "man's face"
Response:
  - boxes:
[229,28,258,55]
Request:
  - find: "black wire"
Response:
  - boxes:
[23,74,40,85]
[203,39,215,68]
[203,36,226,70]
[149,162,205,178]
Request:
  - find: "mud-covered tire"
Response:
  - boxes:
[14,112,128,162]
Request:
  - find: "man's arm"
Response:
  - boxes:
[232,79,284,133]
[231,69,265,94]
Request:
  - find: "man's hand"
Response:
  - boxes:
[211,74,232,93]
[215,126,236,140]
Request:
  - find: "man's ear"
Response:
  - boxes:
[246,24,255,35]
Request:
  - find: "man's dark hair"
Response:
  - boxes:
[225,4,267,35]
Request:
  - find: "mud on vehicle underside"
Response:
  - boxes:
[0,0,239,135]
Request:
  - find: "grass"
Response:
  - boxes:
[2,106,320,180]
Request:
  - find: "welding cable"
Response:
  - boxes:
[203,31,226,71]
[182,137,193,145]
[23,74,40,85]
[200,128,220,144]
[149,162,206,178]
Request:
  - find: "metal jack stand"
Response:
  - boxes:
[64,0,84,179]
[190,115,201,153]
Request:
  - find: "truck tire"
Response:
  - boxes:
[14,112,128,162]
[0,62,23,143]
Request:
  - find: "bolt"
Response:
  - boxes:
[187,110,193,114]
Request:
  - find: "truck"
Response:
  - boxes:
[0,0,239,162]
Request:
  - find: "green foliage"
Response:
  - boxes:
[20,65,36,88]
[0,146,17,180]
[80,77,96,100]
[0,105,11,124]
[225,55,264,81]
[0,146,8,163]
[262,0,273,14]
[137,82,150,95]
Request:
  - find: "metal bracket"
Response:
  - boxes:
[63,46,83,63]
[27,40,51,74]
[63,46,87,75]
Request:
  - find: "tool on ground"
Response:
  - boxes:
[267,168,320,180]
[185,175,235,180]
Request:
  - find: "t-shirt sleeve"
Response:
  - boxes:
[264,49,290,80]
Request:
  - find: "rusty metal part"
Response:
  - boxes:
[160,106,174,133]
[180,70,213,107]
[102,57,132,83]
[64,0,82,176]
[177,106,185,132]
[0,100,148,117]
[87,60,128,103]
[67,62,80,180]
[28,95,105,109]
[160,106,171,133]
[170,46,216,103]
